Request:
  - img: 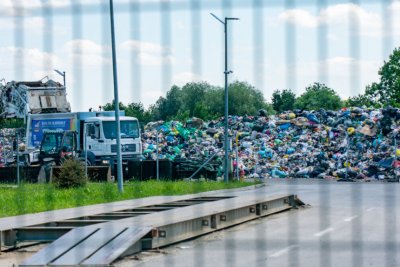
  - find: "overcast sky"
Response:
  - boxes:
[1,0,400,112]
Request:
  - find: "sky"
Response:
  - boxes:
[1,0,400,112]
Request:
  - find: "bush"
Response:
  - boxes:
[53,159,87,189]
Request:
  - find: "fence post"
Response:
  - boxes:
[16,130,20,186]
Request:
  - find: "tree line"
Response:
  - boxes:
[103,47,400,123]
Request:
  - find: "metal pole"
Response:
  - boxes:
[3,140,6,165]
[63,71,66,88]
[236,144,239,180]
[345,132,349,180]
[54,69,66,87]
[16,131,20,186]
[394,133,398,181]
[210,14,239,183]
[224,18,229,183]
[156,131,159,181]
[109,0,124,192]
[84,124,88,177]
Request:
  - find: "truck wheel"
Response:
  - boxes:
[78,157,93,166]
[80,151,96,166]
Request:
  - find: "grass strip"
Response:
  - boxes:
[0,180,257,218]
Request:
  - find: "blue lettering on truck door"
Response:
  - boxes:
[31,119,71,147]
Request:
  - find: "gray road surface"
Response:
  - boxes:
[116,180,399,267]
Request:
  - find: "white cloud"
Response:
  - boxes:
[121,40,171,54]
[279,3,382,37]
[292,57,381,97]
[0,0,41,16]
[389,1,400,12]
[120,40,175,66]
[65,39,104,55]
[0,0,100,16]
[0,16,45,30]
[141,89,164,106]
[279,9,319,28]
[0,46,60,70]
[173,72,202,86]
[65,39,110,67]
[0,46,61,83]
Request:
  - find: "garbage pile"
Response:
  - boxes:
[0,79,70,118]
[0,128,25,166]
[142,107,400,181]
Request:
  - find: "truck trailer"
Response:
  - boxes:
[25,111,142,165]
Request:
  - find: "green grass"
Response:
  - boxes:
[0,181,257,218]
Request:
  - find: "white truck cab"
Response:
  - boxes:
[84,116,142,163]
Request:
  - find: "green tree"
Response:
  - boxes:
[102,100,127,111]
[102,101,153,124]
[102,80,276,122]
[155,85,183,120]
[294,83,342,110]
[53,159,87,189]
[365,47,400,107]
[180,82,209,118]
[344,94,375,108]
[271,89,296,113]
[203,87,224,119]
[228,81,271,116]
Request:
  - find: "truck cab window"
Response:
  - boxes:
[94,124,100,139]
[87,124,100,139]
[62,134,74,152]
[41,133,63,154]
[103,120,139,139]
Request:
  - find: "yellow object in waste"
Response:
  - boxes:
[347,127,355,135]
[396,149,400,157]
[289,113,296,119]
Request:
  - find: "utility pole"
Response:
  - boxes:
[109,0,124,192]
[54,69,66,87]
[210,13,239,183]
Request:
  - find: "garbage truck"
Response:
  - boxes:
[25,111,142,166]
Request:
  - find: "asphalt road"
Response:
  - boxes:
[116,180,400,267]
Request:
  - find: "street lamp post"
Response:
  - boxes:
[210,13,239,183]
[109,0,124,192]
[54,69,66,87]
[156,130,159,181]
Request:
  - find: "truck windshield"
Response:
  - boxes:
[103,121,139,139]
[41,133,63,154]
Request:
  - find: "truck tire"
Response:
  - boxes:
[79,151,96,166]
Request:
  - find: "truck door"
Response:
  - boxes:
[85,123,101,153]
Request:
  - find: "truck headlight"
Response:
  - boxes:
[102,159,110,165]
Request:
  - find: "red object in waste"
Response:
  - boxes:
[393,160,400,168]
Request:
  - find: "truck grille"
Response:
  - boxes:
[111,144,136,153]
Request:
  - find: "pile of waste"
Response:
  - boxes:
[0,79,70,119]
[142,107,400,181]
[0,128,25,166]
